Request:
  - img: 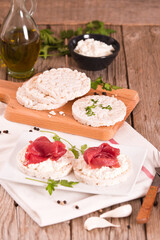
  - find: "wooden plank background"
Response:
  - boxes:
[1,0,160,25]
[0,1,160,238]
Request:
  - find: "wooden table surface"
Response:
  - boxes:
[0,1,160,239]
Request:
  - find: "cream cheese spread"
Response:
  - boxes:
[74,38,114,57]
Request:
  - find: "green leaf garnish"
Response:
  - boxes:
[60,30,75,39]
[91,76,122,92]
[52,134,61,141]
[84,20,116,36]
[60,179,79,188]
[26,177,79,195]
[102,83,112,91]
[99,104,112,110]
[91,81,98,90]
[69,147,79,159]
[85,106,96,116]
[81,144,88,154]
[91,99,98,104]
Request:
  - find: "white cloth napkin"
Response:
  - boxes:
[0,102,160,227]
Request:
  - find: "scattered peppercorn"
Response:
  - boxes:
[94,92,99,95]
[33,127,40,131]
[154,200,158,206]
[102,92,107,95]
[63,200,67,204]
[14,201,18,207]
[127,225,131,229]
[57,200,61,204]
[48,67,52,70]
[29,130,33,132]
[0,131,1,134]
[75,205,79,209]
[3,130,9,134]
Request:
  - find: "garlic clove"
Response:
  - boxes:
[84,217,120,231]
[100,204,132,218]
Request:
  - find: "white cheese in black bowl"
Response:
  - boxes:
[68,34,120,71]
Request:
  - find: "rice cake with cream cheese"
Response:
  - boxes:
[17,146,74,179]
[73,154,130,186]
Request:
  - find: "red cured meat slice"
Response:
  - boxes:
[25,136,67,165]
[83,143,120,169]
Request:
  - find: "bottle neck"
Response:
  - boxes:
[11,0,24,9]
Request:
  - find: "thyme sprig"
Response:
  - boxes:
[40,130,87,159]
[26,177,79,195]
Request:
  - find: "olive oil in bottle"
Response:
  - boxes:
[0,28,40,78]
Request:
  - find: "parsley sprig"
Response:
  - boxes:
[91,76,122,91]
[40,29,68,58]
[99,104,112,110]
[40,130,87,159]
[84,20,116,35]
[85,99,98,116]
[26,177,79,195]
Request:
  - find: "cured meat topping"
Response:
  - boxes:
[25,136,67,165]
[83,143,120,169]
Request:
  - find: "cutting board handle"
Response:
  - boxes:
[0,79,20,104]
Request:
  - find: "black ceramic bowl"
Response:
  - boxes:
[68,34,120,71]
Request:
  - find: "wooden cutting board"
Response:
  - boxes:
[0,79,139,140]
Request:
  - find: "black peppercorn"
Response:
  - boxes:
[75,205,79,209]
[33,127,40,131]
[3,130,9,134]
[102,92,107,95]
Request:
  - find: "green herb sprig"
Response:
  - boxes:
[40,130,87,159]
[26,177,79,195]
[39,29,68,58]
[84,20,116,35]
[99,104,112,110]
[91,76,122,91]
[85,99,99,116]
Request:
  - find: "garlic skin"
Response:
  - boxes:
[100,204,132,218]
[84,217,120,231]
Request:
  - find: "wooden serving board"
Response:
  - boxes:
[0,79,139,140]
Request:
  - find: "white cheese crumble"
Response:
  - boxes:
[49,110,56,116]
[74,38,114,57]
[59,111,65,116]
